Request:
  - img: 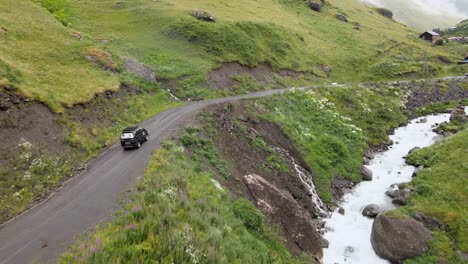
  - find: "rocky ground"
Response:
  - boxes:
[195,103,325,257]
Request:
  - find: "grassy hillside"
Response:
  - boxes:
[443,19,468,36]
[400,128,468,264]
[1,0,467,110]
[60,146,314,264]
[0,0,119,111]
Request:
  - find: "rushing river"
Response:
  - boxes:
[322,112,452,264]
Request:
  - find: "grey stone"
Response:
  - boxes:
[450,108,468,123]
[310,0,325,12]
[191,10,216,22]
[413,212,444,230]
[362,204,380,218]
[322,238,329,248]
[124,58,156,82]
[371,214,432,263]
[360,165,373,181]
[338,207,345,215]
[336,14,348,22]
[392,189,412,206]
[344,246,355,257]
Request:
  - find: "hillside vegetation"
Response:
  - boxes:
[443,19,468,36]
[60,145,314,264]
[0,0,467,110]
[400,128,468,264]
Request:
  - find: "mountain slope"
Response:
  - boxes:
[0,0,466,110]
[0,0,119,111]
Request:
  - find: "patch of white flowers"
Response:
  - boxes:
[360,102,371,113]
[180,226,199,263]
[161,186,176,201]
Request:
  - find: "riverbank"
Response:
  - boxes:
[323,112,452,263]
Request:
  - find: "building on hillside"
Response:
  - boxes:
[419,31,440,42]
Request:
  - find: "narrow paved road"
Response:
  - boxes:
[0,88,291,264]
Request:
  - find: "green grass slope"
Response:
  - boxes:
[400,129,468,263]
[1,0,467,110]
[0,0,119,111]
[443,19,468,36]
[66,0,464,81]
[60,146,313,264]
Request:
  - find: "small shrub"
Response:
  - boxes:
[0,59,22,84]
[37,0,71,26]
[233,199,264,233]
[434,39,444,46]
[82,48,119,72]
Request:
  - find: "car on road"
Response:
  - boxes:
[120,126,148,149]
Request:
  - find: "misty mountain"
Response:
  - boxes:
[360,0,468,31]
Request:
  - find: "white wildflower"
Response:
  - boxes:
[23,171,32,180]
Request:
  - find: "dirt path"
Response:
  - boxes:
[0,88,290,264]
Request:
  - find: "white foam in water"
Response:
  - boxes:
[323,113,450,264]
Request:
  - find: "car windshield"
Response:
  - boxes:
[121,133,134,139]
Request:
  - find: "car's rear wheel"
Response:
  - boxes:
[136,142,141,148]
[145,134,149,141]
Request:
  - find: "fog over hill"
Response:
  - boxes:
[360,0,468,31]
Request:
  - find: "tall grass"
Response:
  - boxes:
[60,145,313,263]
[399,129,468,263]
[257,85,407,202]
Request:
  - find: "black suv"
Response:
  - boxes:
[120,126,149,149]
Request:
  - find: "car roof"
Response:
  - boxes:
[122,126,140,133]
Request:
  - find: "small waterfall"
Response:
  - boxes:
[166,89,180,101]
[275,147,329,218]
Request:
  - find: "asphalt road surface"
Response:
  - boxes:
[0,88,291,264]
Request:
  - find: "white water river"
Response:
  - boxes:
[322,112,453,264]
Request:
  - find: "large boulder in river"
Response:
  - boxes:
[371,214,432,263]
[360,165,373,181]
[362,204,380,218]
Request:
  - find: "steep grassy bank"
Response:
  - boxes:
[60,145,313,264]
[393,128,468,264]
[255,86,407,202]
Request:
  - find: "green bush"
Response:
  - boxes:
[233,199,264,233]
[434,39,444,46]
[0,59,21,85]
[162,19,302,69]
[37,0,71,26]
